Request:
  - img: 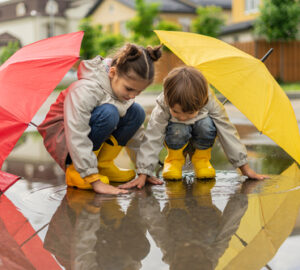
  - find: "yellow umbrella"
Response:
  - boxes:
[154,30,300,165]
[216,162,300,270]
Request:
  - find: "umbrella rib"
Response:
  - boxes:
[29,122,38,127]
[0,55,79,71]
[222,49,273,105]
[158,37,255,68]
[20,222,49,247]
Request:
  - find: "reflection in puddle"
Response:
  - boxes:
[1,128,300,269]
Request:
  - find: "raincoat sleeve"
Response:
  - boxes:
[136,94,170,176]
[207,90,248,168]
[64,83,103,178]
[125,125,145,164]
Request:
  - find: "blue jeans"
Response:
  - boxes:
[88,103,145,150]
[165,116,217,150]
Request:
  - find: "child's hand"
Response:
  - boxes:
[239,164,269,180]
[91,180,129,195]
[119,174,163,189]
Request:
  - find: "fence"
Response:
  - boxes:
[154,40,300,83]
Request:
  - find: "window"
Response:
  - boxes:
[179,17,191,32]
[16,2,26,17]
[120,21,129,37]
[109,4,114,13]
[107,23,113,33]
[245,0,260,13]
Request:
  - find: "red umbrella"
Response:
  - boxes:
[0,31,84,192]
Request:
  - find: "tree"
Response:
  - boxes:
[0,41,20,65]
[97,34,125,57]
[155,20,181,31]
[154,20,182,51]
[254,0,300,41]
[191,6,225,38]
[79,18,102,59]
[126,0,160,42]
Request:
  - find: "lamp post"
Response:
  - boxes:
[45,0,58,37]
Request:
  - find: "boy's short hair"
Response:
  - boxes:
[163,66,208,112]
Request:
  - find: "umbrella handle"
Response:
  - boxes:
[260,48,273,62]
[222,48,274,105]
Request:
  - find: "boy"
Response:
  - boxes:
[120,66,267,189]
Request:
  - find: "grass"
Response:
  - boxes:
[279,82,300,91]
[56,81,300,93]
[144,81,300,94]
[144,83,163,93]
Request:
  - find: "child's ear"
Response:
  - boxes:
[108,66,116,79]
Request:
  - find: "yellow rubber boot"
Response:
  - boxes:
[65,164,109,189]
[97,136,135,182]
[191,148,216,179]
[162,144,187,180]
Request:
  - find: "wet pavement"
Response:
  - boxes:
[1,93,300,270]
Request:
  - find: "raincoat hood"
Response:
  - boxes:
[77,56,114,97]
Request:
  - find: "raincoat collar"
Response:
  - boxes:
[77,56,120,101]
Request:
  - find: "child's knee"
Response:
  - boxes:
[165,123,191,149]
[129,103,146,125]
[92,104,119,127]
[193,117,217,140]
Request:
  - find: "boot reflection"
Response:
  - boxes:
[192,178,216,206]
[44,188,150,270]
[165,181,186,209]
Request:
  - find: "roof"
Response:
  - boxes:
[0,32,21,46]
[86,0,212,17]
[220,20,255,35]
[183,0,231,9]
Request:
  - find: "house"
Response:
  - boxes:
[220,0,300,83]
[86,0,232,36]
[220,0,260,43]
[0,32,20,46]
[0,0,96,47]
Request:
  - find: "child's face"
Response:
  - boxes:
[109,67,150,101]
[169,104,199,121]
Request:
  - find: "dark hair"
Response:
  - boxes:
[163,66,208,112]
[111,43,162,82]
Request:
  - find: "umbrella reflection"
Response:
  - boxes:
[0,194,60,269]
[216,163,300,270]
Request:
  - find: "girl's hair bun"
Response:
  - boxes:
[126,44,142,60]
[146,44,163,62]
[117,43,142,65]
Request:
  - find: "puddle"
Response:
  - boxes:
[1,126,299,270]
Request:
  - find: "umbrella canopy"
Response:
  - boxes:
[0,31,84,192]
[0,194,61,269]
[154,30,300,165]
[216,162,300,269]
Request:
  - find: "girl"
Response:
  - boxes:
[120,66,267,189]
[38,43,162,194]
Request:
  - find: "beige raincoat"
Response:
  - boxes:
[38,56,141,178]
[136,90,248,176]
